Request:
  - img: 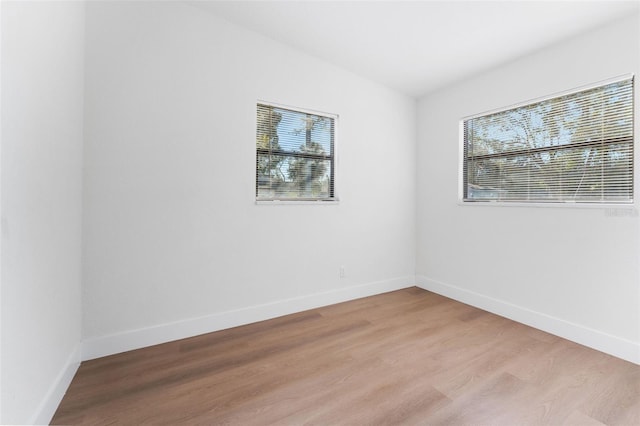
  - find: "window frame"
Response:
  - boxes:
[458,74,635,208]
[255,101,339,204]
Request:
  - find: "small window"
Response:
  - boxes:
[462,76,634,204]
[256,102,336,201]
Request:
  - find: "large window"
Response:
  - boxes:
[256,102,336,201]
[462,76,634,204]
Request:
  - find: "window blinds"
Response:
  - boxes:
[256,103,336,201]
[463,76,634,203]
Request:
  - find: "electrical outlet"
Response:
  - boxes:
[339,266,345,278]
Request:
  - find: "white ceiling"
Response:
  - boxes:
[189,1,640,98]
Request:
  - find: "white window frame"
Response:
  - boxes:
[458,74,635,208]
[255,101,339,204]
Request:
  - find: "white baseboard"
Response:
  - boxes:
[416,275,640,365]
[30,343,81,425]
[82,277,413,361]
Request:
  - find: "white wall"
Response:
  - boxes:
[1,1,85,424]
[82,1,416,357]
[417,14,640,363]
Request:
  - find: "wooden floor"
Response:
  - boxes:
[52,288,639,425]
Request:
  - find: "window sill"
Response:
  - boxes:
[458,199,637,212]
[255,199,340,206]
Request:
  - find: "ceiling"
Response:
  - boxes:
[189,1,640,98]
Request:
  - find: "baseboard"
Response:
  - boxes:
[30,343,81,425]
[416,275,640,365]
[82,277,413,361]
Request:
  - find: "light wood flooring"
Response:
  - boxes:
[52,287,639,425]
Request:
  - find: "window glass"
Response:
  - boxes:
[462,77,634,204]
[257,103,336,201]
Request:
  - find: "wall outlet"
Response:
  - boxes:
[339,266,345,278]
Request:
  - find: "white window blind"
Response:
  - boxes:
[256,103,336,201]
[463,76,634,204]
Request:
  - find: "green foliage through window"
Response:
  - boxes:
[463,76,634,203]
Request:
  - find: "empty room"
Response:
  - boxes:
[1,0,639,424]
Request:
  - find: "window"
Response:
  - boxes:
[462,76,634,204]
[256,102,336,201]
